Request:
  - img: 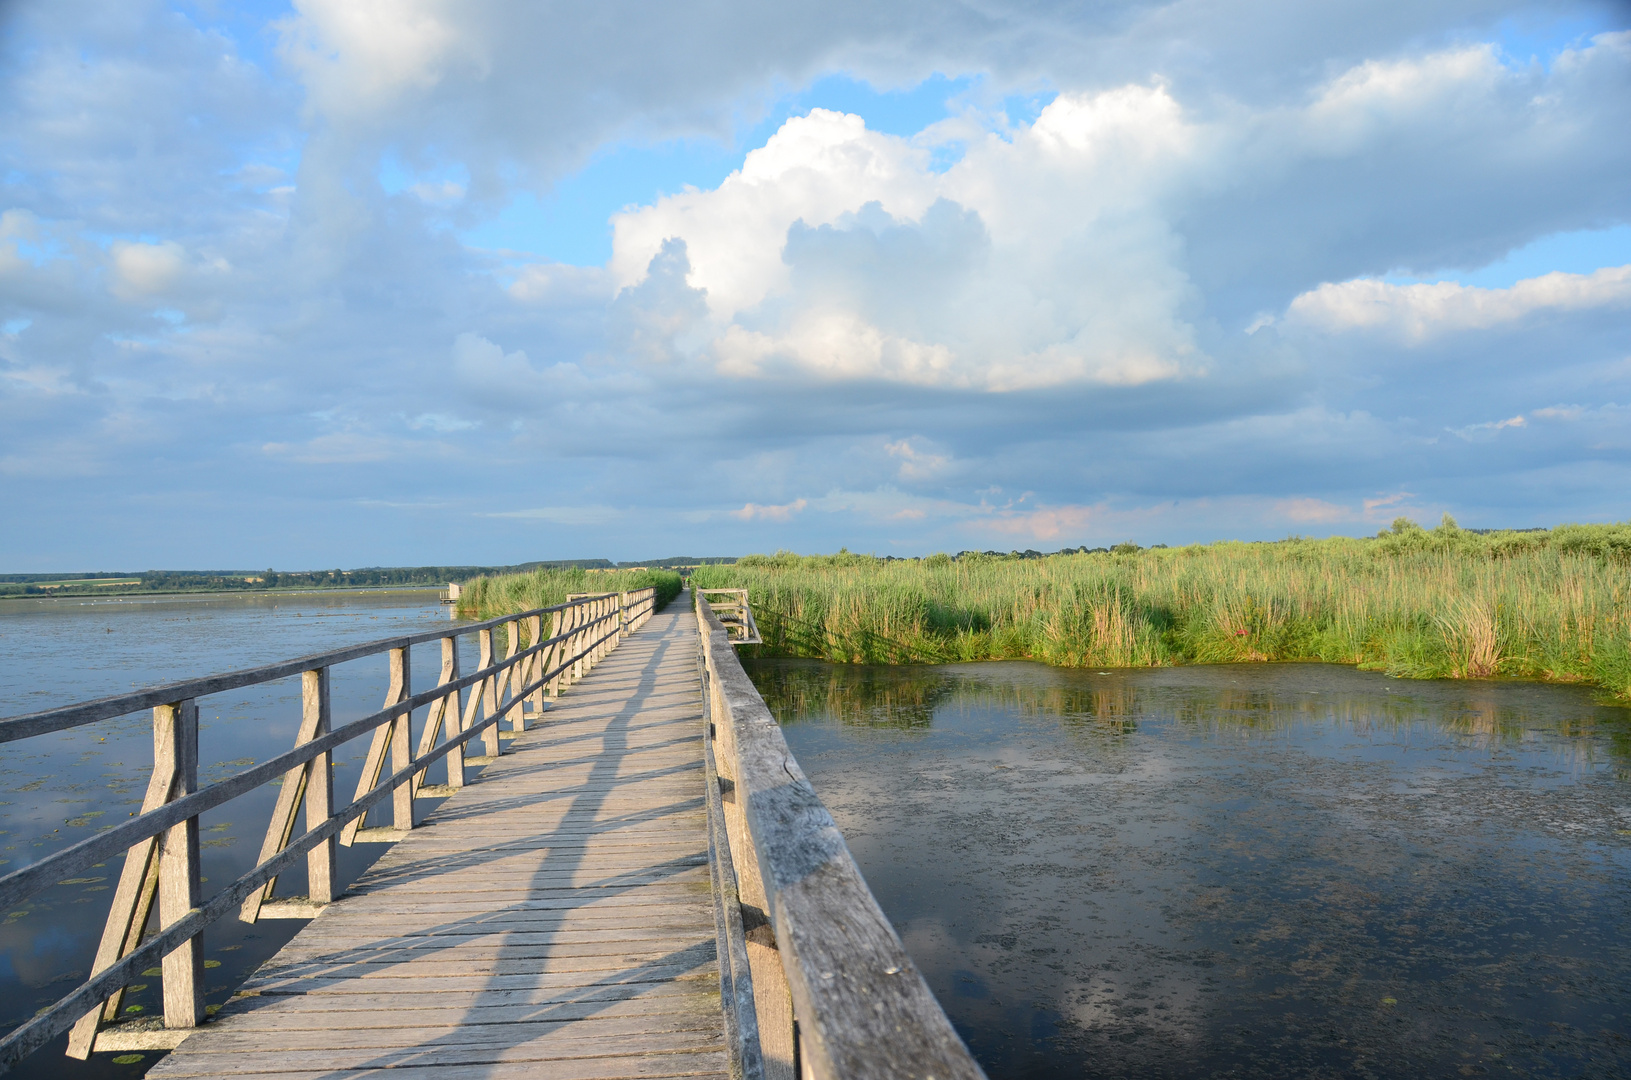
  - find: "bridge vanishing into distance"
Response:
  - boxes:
[0,589,984,1080]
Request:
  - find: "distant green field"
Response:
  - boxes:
[688,519,1631,702]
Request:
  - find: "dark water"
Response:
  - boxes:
[0,590,464,1079]
[746,659,1631,1080]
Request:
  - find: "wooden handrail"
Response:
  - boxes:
[696,592,985,1080]
[0,595,624,744]
[697,587,761,644]
[0,587,658,1073]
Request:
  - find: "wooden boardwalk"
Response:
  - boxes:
[148,603,725,1080]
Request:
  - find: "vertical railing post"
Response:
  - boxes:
[157,698,203,1031]
[548,610,565,697]
[388,646,412,829]
[434,636,465,789]
[599,596,611,662]
[342,645,414,845]
[477,628,500,757]
[525,614,545,720]
[303,669,335,904]
[571,601,586,684]
[66,700,183,1056]
[501,619,524,733]
[587,598,598,672]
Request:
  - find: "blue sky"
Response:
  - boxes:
[451,73,1044,266]
[1,0,1629,570]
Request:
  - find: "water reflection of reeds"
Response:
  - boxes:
[749,661,951,729]
[748,661,1631,771]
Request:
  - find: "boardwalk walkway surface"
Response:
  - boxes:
[148,602,724,1080]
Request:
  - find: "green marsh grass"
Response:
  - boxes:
[455,567,683,623]
[691,519,1631,701]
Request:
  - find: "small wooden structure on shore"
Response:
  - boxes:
[0,589,983,1079]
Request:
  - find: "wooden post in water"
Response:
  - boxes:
[156,699,204,1030]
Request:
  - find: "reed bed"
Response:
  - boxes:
[691,520,1631,701]
[455,567,683,621]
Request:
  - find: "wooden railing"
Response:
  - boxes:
[0,587,658,1072]
[696,593,985,1080]
[698,587,762,645]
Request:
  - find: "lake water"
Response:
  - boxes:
[0,590,457,1080]
[7,596,1629,1079]
[746,659,1631,1080]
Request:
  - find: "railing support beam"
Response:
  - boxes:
[157,699,203,1030]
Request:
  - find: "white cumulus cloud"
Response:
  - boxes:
[610,86,1207,391]
[1285,265,1631,341]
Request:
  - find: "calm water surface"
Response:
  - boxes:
[747,659,1631,1080]
[0,590,459,1080]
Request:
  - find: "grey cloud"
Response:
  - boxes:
[779,199,991,344]
[2,0,1629,568]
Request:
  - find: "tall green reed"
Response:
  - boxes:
[456,567,683,622]
[692,519,1631,700]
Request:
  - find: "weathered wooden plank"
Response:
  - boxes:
[249,952,717,980]
[240,960,717,994]
[148,1052,730,1080]
[269,930,719,955]
[284,913,711,935]
[216,981,713,1019]
[159,1014,724,1052]
[698,598,986,1080]
[145,1031,726,1073]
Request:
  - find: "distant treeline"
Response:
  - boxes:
[0,557,740,599]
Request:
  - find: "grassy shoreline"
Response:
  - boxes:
[688,520,1631,702]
